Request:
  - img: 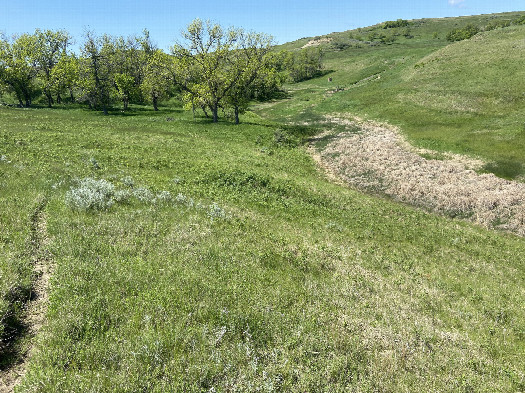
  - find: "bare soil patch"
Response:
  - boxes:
[314,116,525,236]
[0,201,53,392]
[301,38,332,48]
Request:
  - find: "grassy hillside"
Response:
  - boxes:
[260,11,525,180]
[0,106,523,392]
[1,11,525,393]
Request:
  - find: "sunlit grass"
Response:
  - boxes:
[0,105,523,391]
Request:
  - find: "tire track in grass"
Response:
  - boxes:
[0,198,53,392]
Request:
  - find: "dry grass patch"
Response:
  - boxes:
[316,115,525,236]
[301,38,332,48]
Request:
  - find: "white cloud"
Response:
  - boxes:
[448,0,465,5]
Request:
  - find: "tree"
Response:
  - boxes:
[141,49,175,111]
[172,19,276,123]
[79,32,115,114]
[446,24,480,42]
[32,29,72,107]
[109,35,143,110]
[285,47,324,83]
[223,31,275,123]
[0,34,38,107]
[49,53,79,103]
[171,19,239,122]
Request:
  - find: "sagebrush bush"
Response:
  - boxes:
[114,189,133,204]
[383,19,409,29]
[133,187,154,203]
[121,176,134,188]
[65,178,228,221]
[155,191,173,204]
[207,202,227,220]
[65,178,116,211]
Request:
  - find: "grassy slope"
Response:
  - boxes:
[259,11,525,180]
[0,106,523,392]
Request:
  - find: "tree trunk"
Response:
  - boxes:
[212,103,218,123]
[46,93,53,108]
[102,103,108,115]
[56,93,62,104]
[15,91,23,107]
[152,95,158,111]
[123,98,128,111]
[23,90,31,107]
[69,89,74,102]
[234,106,239,124]
[201,105,209,118]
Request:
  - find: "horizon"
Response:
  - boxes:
[1,1,524,51]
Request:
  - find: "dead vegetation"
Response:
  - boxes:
[315,115,525,236]
[301,37,332,48]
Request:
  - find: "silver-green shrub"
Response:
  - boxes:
[133,187,154,203]
[155,191,173,204]
[207,202,226,220]
[114,189,133,204]
[65,178,115,211]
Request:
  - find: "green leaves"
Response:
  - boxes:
[172,19,276,123]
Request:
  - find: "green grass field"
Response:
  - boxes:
[0,106,524,392]
[1,10,525,392]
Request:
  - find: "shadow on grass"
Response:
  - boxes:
[106,106,183,117]
[0,294,29,372]
[310,133,343,150]
[482,160,524,180]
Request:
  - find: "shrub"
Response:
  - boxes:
[383,19,409,29]
[133,187,154,203]
[402,28,414,39]
[65,178,115,211]
[331,40,351,51]
[121,176,134,188]
[446,24,480,42]
[379,34,397,44]
[207,203,226,220]
[114,189,133,204]
[155,191,173,204]
[513,15,525,25]
[484,20,511,31]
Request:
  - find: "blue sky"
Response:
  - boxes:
[1,0,524,50]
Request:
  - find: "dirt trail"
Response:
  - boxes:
[312,116,525,236]
[0,200,53,392]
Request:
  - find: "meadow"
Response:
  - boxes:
[0,105,523,392]
[1,10,525,393]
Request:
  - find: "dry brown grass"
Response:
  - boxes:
[301,37,332,48]
[316,115,525,236]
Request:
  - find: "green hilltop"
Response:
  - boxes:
[261,11,525,180]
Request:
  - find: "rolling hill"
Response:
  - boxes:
[1,11,524,393]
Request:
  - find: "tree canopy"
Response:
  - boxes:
[0,22,323,123]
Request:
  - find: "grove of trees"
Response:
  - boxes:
[0,20,323,123]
